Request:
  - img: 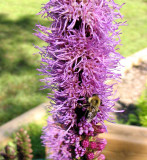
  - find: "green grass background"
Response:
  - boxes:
[0,0,50,125]
[0,0,147,125]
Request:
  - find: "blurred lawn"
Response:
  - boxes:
[0,0,50,125]
[0,0,147,125]
[116,0,147,57]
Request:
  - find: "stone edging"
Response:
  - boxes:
[0,103,49,146]
[120,48,147,75]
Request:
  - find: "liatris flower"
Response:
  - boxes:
[0,145,16,160]
[82,139,89,148]
[97,154,105,160]
[87,152,94,160]
[16,128,33,160]
[34,0,125,159]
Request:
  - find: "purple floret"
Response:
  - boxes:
[35,0,125,159]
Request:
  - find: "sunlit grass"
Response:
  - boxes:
[116,0,147,56]
[0,0,50,125]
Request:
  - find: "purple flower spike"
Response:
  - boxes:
[35,0,125,159]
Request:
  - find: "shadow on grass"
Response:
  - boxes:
[0,14,51,125]
[0,13,51,74]
[116,101,141,126]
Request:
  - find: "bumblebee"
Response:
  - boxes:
[86,95,101,122]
